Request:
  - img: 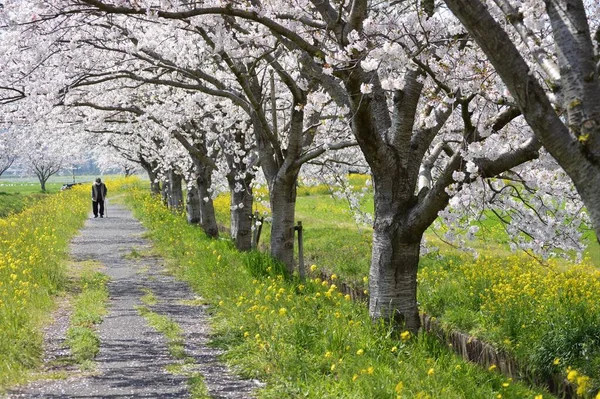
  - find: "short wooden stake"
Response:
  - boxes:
[295,221,305,279]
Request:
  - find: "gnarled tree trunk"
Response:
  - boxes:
[186,185,201,224]
[140,160,161,196]
[167,170,183,211]
[269,168,300,274]
[370,230,421,332]
[228,178,253,251]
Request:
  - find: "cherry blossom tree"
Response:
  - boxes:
[443,0,600,243]
[48,0,542,331]
[0,0,592,332]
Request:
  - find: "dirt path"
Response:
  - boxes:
[6,203,259,399]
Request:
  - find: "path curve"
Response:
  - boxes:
[6,203,259,399]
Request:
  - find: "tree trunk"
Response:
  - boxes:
[161,178,169,206]
[186,185,201,224]
[167,170,183,211]
[229,182,253,251]
[150,180,161,196]
[269,171,299,274]
[140,160,161,196]
[196,181,218,238]
[191,157,219,238]
[369,230,421,332]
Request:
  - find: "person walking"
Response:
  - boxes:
[92,178,108,218]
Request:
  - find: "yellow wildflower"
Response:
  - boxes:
[395,381,404,393]
[400,330,411,341]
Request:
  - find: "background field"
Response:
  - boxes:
[0,175,113,217]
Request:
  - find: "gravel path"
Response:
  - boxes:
[5,203,259,399]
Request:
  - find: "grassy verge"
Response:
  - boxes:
[0,186,89,389]
[65,263,109,371]
[127,189,551,398]
[212,183,600,397]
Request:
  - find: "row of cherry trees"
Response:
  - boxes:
[1,0,598,331]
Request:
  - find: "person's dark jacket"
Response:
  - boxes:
[92,182,107,202]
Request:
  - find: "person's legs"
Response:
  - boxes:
[99,199,105,217]
[92,201,99,217]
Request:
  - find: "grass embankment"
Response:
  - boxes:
[210,177,600,397]
[0,186,89,388]
[0,192,50,218]
[128,189,550,398]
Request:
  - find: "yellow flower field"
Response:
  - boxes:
[0,185,89,386]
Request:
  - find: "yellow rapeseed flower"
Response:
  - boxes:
[310,264,317,272]
[395,381,404,393]
[400,330,411,341]
[553,358,560,365]
[427,368,434,376]
[576,375,590,395]
[356,349,364,356]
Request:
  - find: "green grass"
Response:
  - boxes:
[136,293,211,399]
[127,189,552,398]
[65,264,109,369]
[140,288,158,306]
[0,192,50,218]
[137,304,187,360]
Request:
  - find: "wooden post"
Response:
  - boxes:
[256,215,263,249]
[251,211,264,250]
[295,221,305,279]
[251,211,259,249]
